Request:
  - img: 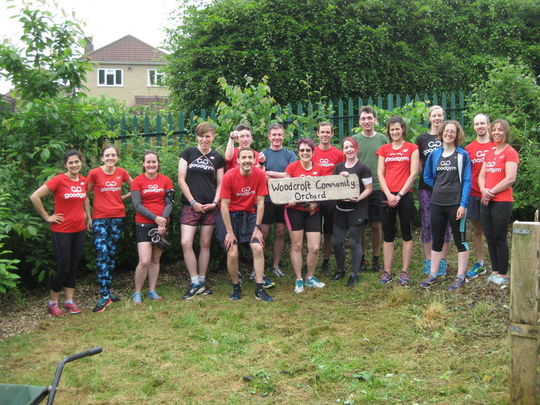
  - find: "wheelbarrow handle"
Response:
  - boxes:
[46,347,102,405]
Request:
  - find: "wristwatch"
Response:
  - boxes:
[255,224,262,230]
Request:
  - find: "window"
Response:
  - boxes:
[98,69,123,86]
[148,69,165,87]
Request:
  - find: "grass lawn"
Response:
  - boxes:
[0,239,511,404]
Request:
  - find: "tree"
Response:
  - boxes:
[164,0,540,111]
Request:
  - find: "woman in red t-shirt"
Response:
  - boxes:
[284,138,326,293]
[87,145,133,312]
[130,151,174,303]
[376,115,419,285]
[478,119,519,287]
[30,150,91,316]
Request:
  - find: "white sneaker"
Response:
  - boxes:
[305,276,325,288]
[273,266,285,277]
[294,279,304,293]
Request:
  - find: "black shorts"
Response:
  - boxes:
[284,208,321,233]
[135,223,158,243]
[367,190,384,222]
[262,201,285,225]
[334,207,368,229]
[319,200,336,235]
[467,196,481,221]
[216,211,260,247]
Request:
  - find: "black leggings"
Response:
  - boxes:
[50,230,86,292]
[431,204,468,252]
[480,201,512,274]
[382,192,414,242]
[333,221,365,274]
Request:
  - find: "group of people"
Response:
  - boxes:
[30,105,519,315]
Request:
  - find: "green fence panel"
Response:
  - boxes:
[338,99,344,141]
[348,98,355,135]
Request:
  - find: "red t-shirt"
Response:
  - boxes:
[484,145,519,202]
[285,160,322,211]
[88,166,131,219]
[225,148,262,172]
[220,167,268,213]
[312,145,345,176]
[45,174,87,233]
[465,140,496,197]
[130,173,174,223]
[376,142,418,193]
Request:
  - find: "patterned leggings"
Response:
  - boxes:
[92,218,123,296]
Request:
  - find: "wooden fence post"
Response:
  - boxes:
[509,220,540,404]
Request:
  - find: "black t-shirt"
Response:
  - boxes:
[333,160,372,217]
[180,147,225,204]
[431,151,460,206]
[416,132,442,190]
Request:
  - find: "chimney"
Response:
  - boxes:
[84,37,94,54]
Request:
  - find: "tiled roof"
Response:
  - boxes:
[85,35,166,63]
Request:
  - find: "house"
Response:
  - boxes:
[83,35,169,106]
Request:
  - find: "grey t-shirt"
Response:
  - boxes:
[431,151,460,206]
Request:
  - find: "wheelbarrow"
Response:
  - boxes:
[0,347,102,405]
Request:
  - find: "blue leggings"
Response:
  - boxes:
[92,218,123,296]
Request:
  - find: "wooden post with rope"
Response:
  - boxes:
[509,215,540,404]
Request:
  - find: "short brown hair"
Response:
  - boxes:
[237,147,255,158]
[359,106,377,118]
[317,121,333,134]
[195,122,215,137]
[437,120,464,147]
[267,123,284,134]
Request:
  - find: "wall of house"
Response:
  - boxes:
[85,63,169,105]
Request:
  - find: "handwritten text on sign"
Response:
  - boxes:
[268,174,359,204]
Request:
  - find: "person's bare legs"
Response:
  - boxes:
[383,241,394,273]
[471,219,485,263]
[401,240,413,273]
[226,244,240,284]
[147,247,163,291]
[273,223,286,268]
[198,225,215,277]
[306,231,321,279]
[289,230,304,279]
[251,241,265,283]
[180,224,198,278]
[134,242,152,292]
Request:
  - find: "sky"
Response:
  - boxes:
[0,0,182,93]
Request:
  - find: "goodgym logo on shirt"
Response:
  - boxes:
[317,158,334,167]
[471,149,491,164]
[385,153,409,162]
[64,186,86,199]
[236,186,255,197]
[485,161,502,173]
[100,181,121,192]
[143,184,164,194]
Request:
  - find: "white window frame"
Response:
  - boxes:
[148,69,165,87]
[97,68,123,87]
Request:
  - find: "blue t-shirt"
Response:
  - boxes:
[262,147,297,202]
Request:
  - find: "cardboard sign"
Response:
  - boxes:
[268,174,360,204]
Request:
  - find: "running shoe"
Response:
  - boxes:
[294,279,304,294]
[93,296,112,313]
[230,284,242,300]
[147,290,163,301]
[263,275,275,289]
[182,282,206,300]
[273,266,285,277]
[305,276,325,288]
[422,259,431,275]
[132,292,142,304]
[398,272,410,286]
[255,287,274,302]
[321,260,330,275]
[419,275,438,288]
[371,258,382,272]
[332,269,346,281]
[466,262,486,279]
[448,276,466,291]
[47,302,64,317]
[347,273,359,287]
[202,283,213,295]
[490,274,509,286]
[487,273,497,282]
[380,271,393,284]
[63,301,82,315]
[438,259,448,277]
[109,292,122,302]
